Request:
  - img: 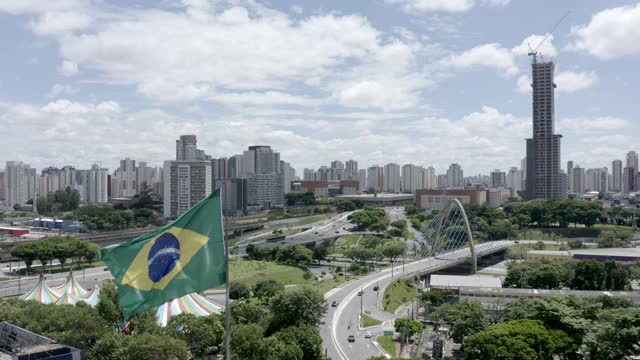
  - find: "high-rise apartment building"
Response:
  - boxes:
[345,160,358,181]
[357,169,367,192]
[0,171,4,201]
[136,162,155,192]
[176,135,209,161]
[612,160,623,192]
[424,166,437,190]
[218,178,248,216]
[367,166,383,193]
[163,160,212,218]
[401,164,420,194]
[39,166,76,196]
[383,163,401,193]
[118,158,137,197]
[243,145,284,209]
[281,161,295,194]
[567,161,574,193]
[227,154,244,178]
[490,169,506,188]
[4,161,36,209]
[624,151,639,193]
[86,164,109,204]
[572,165,586,194]
[303,168,317,181]
[446,163,464,188]
[525,60,565,199]
[506,167,522,192]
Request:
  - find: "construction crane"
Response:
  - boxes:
[528,11,571,63]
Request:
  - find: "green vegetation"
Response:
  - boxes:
[465,319,575,360]
[383,279,416,313]
[394,317,422,343]
[348,207,389,232]
[245,244,313,266]
[503,199,604,228]
[229,258,312,286]
[432,296,640,360]
[1,278,328,360]
[290,214,332,227]
[0,277,9,281]
[36,187,81,214]
[336,199,365,212]
[74,205,158,232]
[10,235,100,273]
[361,314,383,327]
[598,229,633,248]
[376,336,397,357]
[285,192,317,206]
[504,259,633,291]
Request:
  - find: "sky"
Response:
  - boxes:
[1,0,640,175]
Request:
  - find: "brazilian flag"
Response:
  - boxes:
[101,189,226,318]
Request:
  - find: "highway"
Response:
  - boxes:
[320,240,512,360]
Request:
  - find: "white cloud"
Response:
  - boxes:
[48,84,75,97]
[444,43,518,76]
[569,3,640,59]
[385,0,474,13]
[512,33,557,57]
[516,75,530,93]
[385,0,509,13]
[558,116,627,133]
[11,3,434,110]
[59,60,79,76]
[515,71,597,94]
[555,71,598,93]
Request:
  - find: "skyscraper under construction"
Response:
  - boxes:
[525,59,566,200]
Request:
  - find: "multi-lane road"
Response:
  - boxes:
[321,240,512,360]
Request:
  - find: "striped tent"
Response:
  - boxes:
[53,270,89,297]
[156,293,224,327]
[55,292,80,306]
[19,273,61,304]
[80,286,101,307]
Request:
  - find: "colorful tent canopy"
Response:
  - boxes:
[19,273,61,304]
[55,292,80,306]
[53,270,89,297]
[156,292,224,327]
[81,286,101,307]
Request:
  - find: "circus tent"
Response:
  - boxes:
[18,273,61,304]
[53,270,89,297]
[156,292,224,327]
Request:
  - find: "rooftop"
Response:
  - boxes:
[430,274,502,289]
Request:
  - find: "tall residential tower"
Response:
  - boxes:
[525,59,565,199]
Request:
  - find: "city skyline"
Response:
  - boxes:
[1,1,639,174]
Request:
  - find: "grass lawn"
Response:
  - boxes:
[291,214,333,227]
[509,243,563,256]
[340,234,361,246]
[226,258,352,294]
[593,224,636,231]
[403,229,415,240]
[383,279,417,313]
[0,277,8,281]
[376,336,397,357]
[361,313,383,327]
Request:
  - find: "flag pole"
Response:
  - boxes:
[220,186,231,360]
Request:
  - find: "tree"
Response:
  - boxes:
[464,319,575,360]
[132,183,155,209]
[34,240,54,271]
[87,332,129,360]
[230,324,265,360]
[312,242,330,263]
[269,287,326,332]
[253,280,285,301]
[10,242,37,270]
[404,205,417,216]
[381,240,406,270]
[432,301,489,343]
[258,336,303,360]
[567,239,584,249]
[165,313,224,358]
[230,302,272,327]
[394,318,422,342]
[336,200,356,212]
[532,241,545,250]
[50,236,75,270]
[229,282,251,300]
[96,280,124,326]
[125,333,188,360]
[274,324,323,360]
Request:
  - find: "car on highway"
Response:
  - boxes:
[364,331,372,338]
[373,285,379,291]
[331,300,339,307]
[348,335,355,342]
[335,231,339,234]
